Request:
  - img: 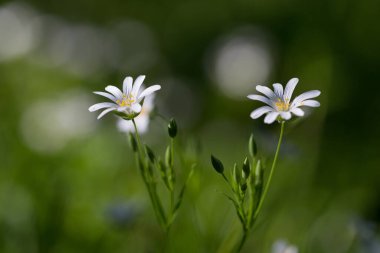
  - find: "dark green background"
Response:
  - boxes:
[1,0,379,252]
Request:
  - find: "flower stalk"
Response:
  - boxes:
[253,121,285,221]
[89,75,194,235]
[211,77,320,253]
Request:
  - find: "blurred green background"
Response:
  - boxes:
[1,0,380,252]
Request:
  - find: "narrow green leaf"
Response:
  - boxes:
[165,145,172,169]
[242,157,250,178]
[173,165,195,214]
[249,134,258,157]
[224,193,245,226]
[128,132,138,152]
[145,145,155,163]
[211,155,224,174]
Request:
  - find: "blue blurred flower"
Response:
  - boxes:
[105,201,140,228]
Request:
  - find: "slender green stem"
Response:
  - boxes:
[132,119,145,158]
[168,138,175,231]
[253,121,285,221]
[236,229,249,253]
[221,173,229,184]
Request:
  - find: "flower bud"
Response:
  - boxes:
[242,157,250,177]
[249,134,257,157]
[240,183,247,192]
[168,118,178,138]
[233,163,241,184]
[145,145,155,162]
[254,160,264,208]
[128,133,137,152]
[211,155,224,174]
[254,160,263,187]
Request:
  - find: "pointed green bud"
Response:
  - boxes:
[242,157,250,177]
[211,155,224,174]
[145,145,155,162]
[168,118,178,138]
[240,183,247,192]
[233,163,241,184]
[249,134,258,157]
[254,160,263,186]
[128,133,137,152]
[254,160,264,209]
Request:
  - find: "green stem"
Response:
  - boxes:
[253,121,285,221]
[236,229,249,253]
[221,173,230,184]
[170,138,175,196]
[132,119,145,158]
[167,138,175,231]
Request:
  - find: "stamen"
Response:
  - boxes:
[275,98,289,111]
[117,94,135,107]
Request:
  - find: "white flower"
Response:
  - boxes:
[116,93,155,134]
[88,75,161,120]
[272,240,298,253]
[248,77,321,124]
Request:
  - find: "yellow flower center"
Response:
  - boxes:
[275,98,290,111]
[117,94,135,107]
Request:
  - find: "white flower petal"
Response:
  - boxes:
[131,103,142,113]
[117,115,150,134]
[300,99,320,107]
[93,91,117,102]
[256,85,276,99]
[142,93,155,111]
[117,119,134,132]
[264,111,279,124]
[138,85,161,100]
[250,106,274,119]
[273,83,283,97]
[290,107,304,116]
[283,78,298,101]
[89,102,115,112]
[123,76,133,94]
[247,94,274,107]
[105,85,123,99]
[291,90,321,107]
[280,111,291,120]
[117,106,126,112]
[131,75,146,97]
[97,107,116,119]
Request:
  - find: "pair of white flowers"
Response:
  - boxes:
[89,75,320,127]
